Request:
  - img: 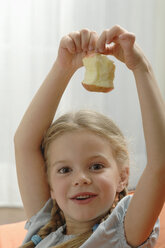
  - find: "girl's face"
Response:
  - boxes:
[48,130,124,234]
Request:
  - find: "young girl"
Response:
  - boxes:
[15,25,165,247]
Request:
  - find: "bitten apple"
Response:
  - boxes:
[82,53,115,93]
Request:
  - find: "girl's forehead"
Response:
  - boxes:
[50,129,111,148]
[48,130,116,163]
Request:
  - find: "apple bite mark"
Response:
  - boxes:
[82,53,115,93]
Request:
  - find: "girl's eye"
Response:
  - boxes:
[90,163,104,171]
[58,167,71,174]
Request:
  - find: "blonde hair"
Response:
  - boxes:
[21,110,129,248]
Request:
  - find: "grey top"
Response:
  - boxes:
[22,195,159,247]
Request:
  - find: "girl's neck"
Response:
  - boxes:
[65,215,104,235]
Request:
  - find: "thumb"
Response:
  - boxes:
[118,33,136,51]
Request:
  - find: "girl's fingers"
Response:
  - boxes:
[69,31,82,53]
[96,25,126,52]
[60,35,76,54]
[118,33,136,49]
[103,33,136,55]
[80,29,91,51]
[61,29,99,54]
[96,29,109,52]
[88,31,99,51]
[61,26,135,56]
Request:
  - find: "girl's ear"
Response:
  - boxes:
[117,167,129,192]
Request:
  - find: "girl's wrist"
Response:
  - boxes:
[132,56,152,75]
[52,59,77,78]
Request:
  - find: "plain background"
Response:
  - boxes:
[0,0,165,208]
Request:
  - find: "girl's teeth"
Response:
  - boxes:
[76,195,92,199]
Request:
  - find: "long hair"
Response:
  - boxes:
[21,110,129,248]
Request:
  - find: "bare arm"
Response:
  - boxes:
[125,61,165,246]
[14,29,98,219]
[133,62,165,169]
[14,62,75,219]
[97,25,165,246]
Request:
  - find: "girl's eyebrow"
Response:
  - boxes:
[89,154,114,164]
[88,154,107,160]
[52,154,110,167]
[52,160,69,167]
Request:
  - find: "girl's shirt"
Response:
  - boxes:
[22,195,159,247]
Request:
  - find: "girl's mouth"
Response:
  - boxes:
[70,192,97,204]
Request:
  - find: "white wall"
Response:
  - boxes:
[0,0,164,206]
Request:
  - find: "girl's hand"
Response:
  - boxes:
[56,29,98,71]
[96,25,147,71]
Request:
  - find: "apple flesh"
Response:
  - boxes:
[82,53,115,93]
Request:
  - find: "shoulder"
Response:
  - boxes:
[22,198,53,244]
[81,195,160,248]
[104,195,159,247]
[103,195,132,232]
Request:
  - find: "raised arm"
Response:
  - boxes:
[14,29,98,219]
[96,25,165,246]
[126,60,165,246]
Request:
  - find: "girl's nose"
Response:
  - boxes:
[73,173,92,186]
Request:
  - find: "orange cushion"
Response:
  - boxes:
[0,221,27,248]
